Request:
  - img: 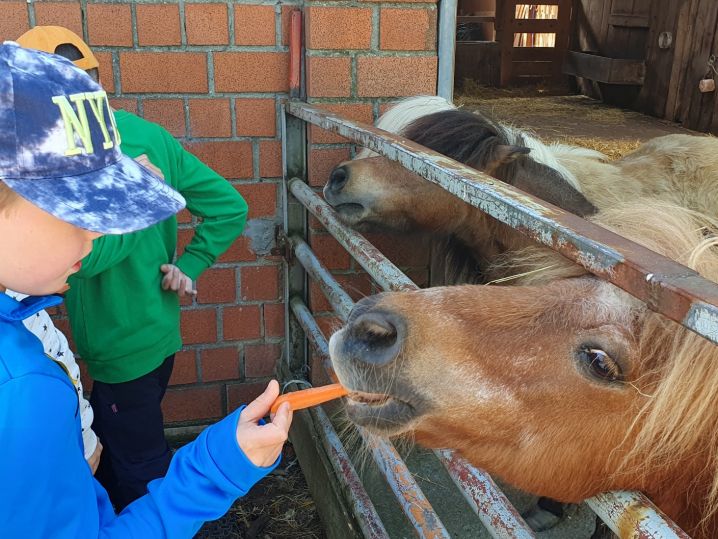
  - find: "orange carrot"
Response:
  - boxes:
[270,383,348,414]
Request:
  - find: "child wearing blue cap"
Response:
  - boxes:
[17,25,252,511]
[0,43,292,537]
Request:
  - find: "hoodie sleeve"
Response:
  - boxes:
[0,370,278,538]
[99,406,279,537]
[169,136,248,280]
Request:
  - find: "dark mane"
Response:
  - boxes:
[401,108,596,285]
[402,110,510,284]
[402,109,511,172]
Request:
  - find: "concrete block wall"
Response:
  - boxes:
[0,0,439,424]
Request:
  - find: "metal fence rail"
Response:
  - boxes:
[282,101,695,538]
[286,101,718,347]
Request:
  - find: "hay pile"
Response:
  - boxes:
[548,135,642,160]
[456,83,645,159]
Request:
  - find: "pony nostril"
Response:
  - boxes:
[348,311,403,366]
[328,166,349,192]
[357,313,396,340]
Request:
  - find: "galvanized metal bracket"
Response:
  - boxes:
[271,225,294,263]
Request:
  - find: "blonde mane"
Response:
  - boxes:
[488,199,718,526]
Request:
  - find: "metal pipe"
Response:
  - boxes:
[291,236,354,320]
[437,0,458,101]
[436,449,536,539]
[286,102,718,347]
[587,492,690,538]
[310,404,391,539]
[288,9,302,99]
[289,179,416,292]
[289,297,452,539]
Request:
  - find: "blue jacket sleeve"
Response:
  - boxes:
[99,406,280,537]
[0,369,278,539]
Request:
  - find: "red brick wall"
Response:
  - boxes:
[303,0,438,378]
[0,0,438,425]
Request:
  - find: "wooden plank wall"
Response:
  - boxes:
[573,0,718,134]
[495,0,572,85]
[640,0,718,133]
[571,0,649,104]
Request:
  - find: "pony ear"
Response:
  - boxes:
[513,174,597,217]
[495,144,531,163]
[485,145,531,175]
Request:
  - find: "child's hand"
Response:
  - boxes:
[160,264,197,297]
[236,380,293,468]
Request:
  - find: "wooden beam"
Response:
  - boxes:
[511,46,563,61]
[512,19,560,32]
[512,60,554,77]
[457,15,496,24]
[608,14,650,28]
[563,50,645,84]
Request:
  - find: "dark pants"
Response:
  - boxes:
[91,355,175,511]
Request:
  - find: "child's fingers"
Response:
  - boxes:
[171,267,181,291]
[160,265,174,290]
[270,403,293,435]
[241,380,280,422]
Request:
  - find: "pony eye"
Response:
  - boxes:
[579,347,622,383]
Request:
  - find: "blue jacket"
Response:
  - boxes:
[0,293,278,537]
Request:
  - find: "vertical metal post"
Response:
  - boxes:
[437,0,458,101]
[281,104,308,378]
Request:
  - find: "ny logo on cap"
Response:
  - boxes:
[51,90,121,157]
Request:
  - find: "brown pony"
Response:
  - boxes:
[328,199,718,537]
[325,98,718,283]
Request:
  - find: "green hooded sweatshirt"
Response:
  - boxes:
[66,110,248,383]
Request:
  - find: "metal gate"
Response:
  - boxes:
[279,100,704,538]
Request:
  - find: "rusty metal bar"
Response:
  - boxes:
[289,296,336,378]
[436,449,537,539]
[310,406,390,539]
[291,235,354,320]
[289,179,416,292]
[289,231,537,537]
[587,492,690,538]
[286,101,718,347]
[281,109,308,378]
[288,9,302,99]
[289,297,452,539]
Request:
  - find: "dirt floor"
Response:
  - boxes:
[456,83,696,159]
[194,443,325,539]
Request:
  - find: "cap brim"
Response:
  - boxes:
[4,155,186,234]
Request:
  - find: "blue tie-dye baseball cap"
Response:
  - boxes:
[0,42,185,234]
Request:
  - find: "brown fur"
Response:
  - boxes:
[328,129,718,284]
[330,199,718,536]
